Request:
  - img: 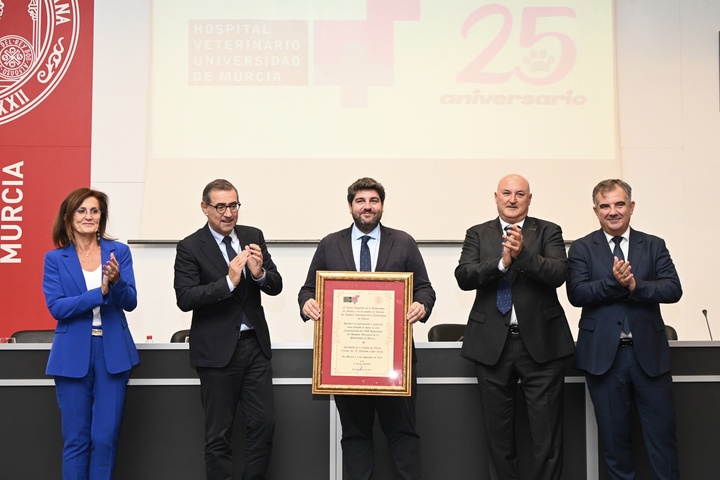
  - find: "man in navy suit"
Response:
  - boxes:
[174,179,283,480]
[298,177,436,480]
[567,179,682,480]
[455,174,575,480]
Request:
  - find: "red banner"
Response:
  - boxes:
[0,0,93,337]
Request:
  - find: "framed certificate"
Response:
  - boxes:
[312,271,414,396]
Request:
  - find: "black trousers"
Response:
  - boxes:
[475,332,565,480]
[334,370,420,480]
[197,335,275,480]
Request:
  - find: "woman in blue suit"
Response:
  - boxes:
[42,188,139,480]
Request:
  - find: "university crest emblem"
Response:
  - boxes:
[0,0,79,125]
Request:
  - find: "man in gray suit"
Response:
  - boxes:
[455,174,575,480]
[298,177,436,480]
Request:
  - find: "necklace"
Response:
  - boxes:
[76,244,99,261]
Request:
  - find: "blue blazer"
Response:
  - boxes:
[43,239,140,377]
[567,228,682,377]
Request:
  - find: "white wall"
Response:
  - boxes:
[614,0,720,340]
[91,0,720,343]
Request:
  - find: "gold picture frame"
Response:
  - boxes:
[312,271,414,396]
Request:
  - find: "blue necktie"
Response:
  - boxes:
[613,236,630,334]
[496,226,512,315]
[360,235,372,272]
[223,236,252,328]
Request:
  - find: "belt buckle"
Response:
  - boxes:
[619,337,633,346]
[509,325,520,335]
[91,328,103,337]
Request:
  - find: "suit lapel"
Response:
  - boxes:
[61,244,87,293]
[99,238,114,267]
[627,228,645,272]
[338,227,357,271]
[482,221,504,279]
[521,217,537,249]
[234,226,251,299]
[486,219,503,252]
[590,229,616,275]
[234,225,248,251]
[99,239,113,294]
[200,224,230,276]
[376,225,393,272]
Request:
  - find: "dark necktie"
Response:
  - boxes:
[223,236,252,328]
[613,236,630,334]
[222,236,237,262]
[612,236,624,261]
[496,226,512,315]
[360,235,372,272]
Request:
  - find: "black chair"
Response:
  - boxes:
[427,324,465,342]
[11,329,55,343]
[665,325,678,341]
[170,329,190,343]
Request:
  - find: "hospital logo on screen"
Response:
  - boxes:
[0,0,79,125]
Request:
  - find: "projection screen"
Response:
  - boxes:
[142,0,617,241]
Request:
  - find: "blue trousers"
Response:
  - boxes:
[586,345,679,480]
[55,336,131,480]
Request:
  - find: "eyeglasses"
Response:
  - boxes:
[207,202,241,214]
[74,208,102,216]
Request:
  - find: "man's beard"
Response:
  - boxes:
[353,211,382,233]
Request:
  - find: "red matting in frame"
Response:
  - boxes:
[312,272,413,396]
[0,0,93,337]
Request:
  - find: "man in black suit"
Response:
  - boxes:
[174,179,282,480]
[298,177,436,480]
[455,174,575,480]
[567,179,681,479]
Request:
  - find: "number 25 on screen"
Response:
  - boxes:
[457,4,577,86]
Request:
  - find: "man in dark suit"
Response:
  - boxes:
[298,177,436,480]
[455,174,575,480]
[567,179,681,480]
[174,179,283,480]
